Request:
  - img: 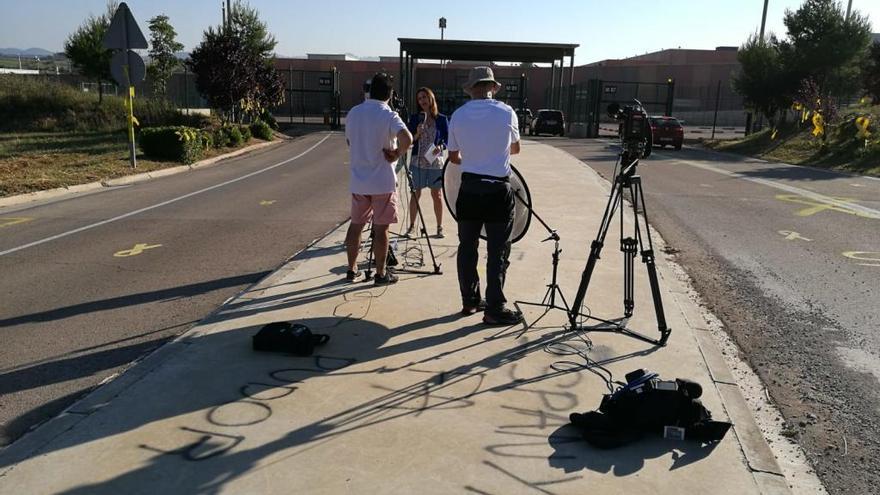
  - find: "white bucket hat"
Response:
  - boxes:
[462,66,501,91]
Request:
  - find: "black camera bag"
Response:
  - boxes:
[569,369,731,448]
[252,322,329,356]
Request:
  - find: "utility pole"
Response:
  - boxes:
[759,0,769,42]
[846,0,853,20]
[221,1,226,28]
[227,0,232,28]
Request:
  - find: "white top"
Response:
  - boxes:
[345,99,408,194]
[448,99,520,178]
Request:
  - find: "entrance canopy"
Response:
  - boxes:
[398,38,577,64]
[397,38,578,115]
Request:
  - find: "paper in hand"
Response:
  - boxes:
[423,144,442,164]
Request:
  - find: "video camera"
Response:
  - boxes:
[363,79,407,119]
[608,99,653,159]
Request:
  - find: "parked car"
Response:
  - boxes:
[531,109,565,136]
[516,108,533,134]
[649,116,684,150]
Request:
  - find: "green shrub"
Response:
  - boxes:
[250,120,273,140]
[225,125,243,147]
[212,127,230,148]
[259,110,279,130]
[200,132,214,150]
[139,126,204,164]
[0,75,207,132]
[239,124,252,142]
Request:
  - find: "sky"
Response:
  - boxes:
[2,0,879,63]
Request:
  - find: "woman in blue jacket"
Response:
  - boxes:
[406,87,449,238]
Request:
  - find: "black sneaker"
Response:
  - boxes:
[346,269,360,282]
[461,300,487,316]
[374,270,399,286]
[483,307,524,325]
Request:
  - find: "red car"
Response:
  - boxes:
[649,116,684,150]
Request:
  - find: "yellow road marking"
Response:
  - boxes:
[114,243,162,257]
[778,230,812,241]
[0,217,33,228]
[842,251,880,267]
[260,200,277,206]
[775,194,879,219]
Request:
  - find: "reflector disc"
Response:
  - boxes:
[442,161,532,243]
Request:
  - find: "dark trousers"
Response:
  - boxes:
[456,176,514,311]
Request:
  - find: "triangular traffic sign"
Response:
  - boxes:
[103,2,148,50]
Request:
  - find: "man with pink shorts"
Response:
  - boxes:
[344,73,413,285]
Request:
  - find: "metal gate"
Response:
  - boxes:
[273,68,341,129]
[568,79,675,137]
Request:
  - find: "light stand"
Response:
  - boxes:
[513,190,570,330]
[363,156,442,279]
[567,151,671,346]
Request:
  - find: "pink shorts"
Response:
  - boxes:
[351,192,399,225]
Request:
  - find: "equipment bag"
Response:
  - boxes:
[569,369,731,448]
[252,322,330,356]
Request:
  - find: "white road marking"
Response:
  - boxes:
[657,153,880,219]
[0,133,335,258]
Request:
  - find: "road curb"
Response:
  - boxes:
[0,139,285,210]
[570,150,793,493]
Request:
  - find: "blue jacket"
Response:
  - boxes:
[407,113,449,158]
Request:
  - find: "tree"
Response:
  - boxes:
[64,1,118,102]
[147,15,184,97]
[732,34,791,122]
[189,1,283,122]
[778,0,871,101]
[863,42,880,102]
[228,1,276,57]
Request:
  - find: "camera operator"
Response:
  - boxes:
[448,67,523,325]
[344,72,413,285]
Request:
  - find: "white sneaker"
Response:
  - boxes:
[404,226,415,238]
[437,226,445,238]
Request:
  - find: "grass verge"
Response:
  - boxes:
[0,131,265,197]
[704,106,880,177]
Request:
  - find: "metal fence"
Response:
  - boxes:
[272,68,340,126]
[24,71,208,110]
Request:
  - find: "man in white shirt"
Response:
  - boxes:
[447,67,523,325]
[344,73,412,285]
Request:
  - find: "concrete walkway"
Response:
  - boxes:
[0,140,790,494]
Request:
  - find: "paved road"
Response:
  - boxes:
[533,136,879,495]
[0,132,351,446]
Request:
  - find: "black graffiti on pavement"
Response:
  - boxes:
[140,355,354,461]
[466,460,581,495]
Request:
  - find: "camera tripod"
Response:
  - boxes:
[513,190,570,330]
[364,155,442,279]
[567,150,671,346]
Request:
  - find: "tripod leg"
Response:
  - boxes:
[404,165,442,274]
[632,177,671,344]
[622,237,636,317]
[643,250,670,344]
[364,226,375,280]
[568,180,624,327]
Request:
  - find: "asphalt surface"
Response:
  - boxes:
[0,131,351,446]
[534,136,879,495]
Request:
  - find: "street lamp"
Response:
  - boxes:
[759,0,769,42]
[439,17,446,40]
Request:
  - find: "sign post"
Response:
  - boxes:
[103,2,147,169]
